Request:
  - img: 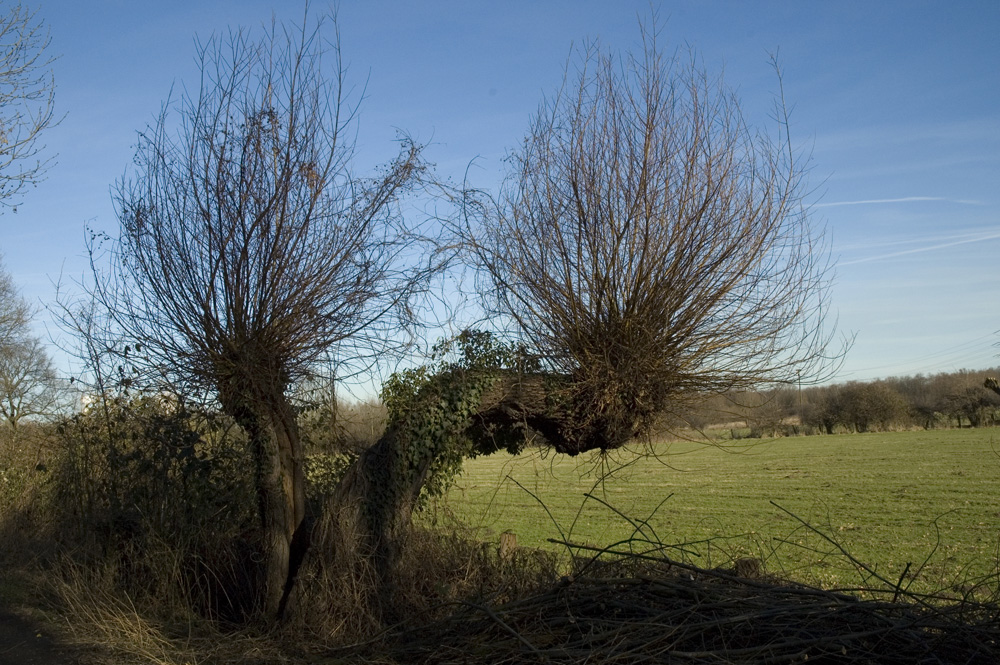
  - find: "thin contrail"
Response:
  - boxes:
[840,231,1000,265]
[815,196,983,208]
[837,228,994,252]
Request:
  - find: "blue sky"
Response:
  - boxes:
[2,0,998,385]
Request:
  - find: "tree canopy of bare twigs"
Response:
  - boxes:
[0,2,57,211]
[0,333,61,432]
[463,29,842,454]
[91,11,439,617]
[0,257,31,348]
[0,256,62,435]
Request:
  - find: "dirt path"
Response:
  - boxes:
[0,573,84,665]
[0,607,77,665]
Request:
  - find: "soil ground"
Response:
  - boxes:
[0,572,83,665]
[0,609,73,665]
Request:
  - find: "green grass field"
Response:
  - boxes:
[424,428,1000,595]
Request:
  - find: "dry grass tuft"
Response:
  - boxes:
[56,569,186,665]
[45,559,312,665]
[284,526,561,648]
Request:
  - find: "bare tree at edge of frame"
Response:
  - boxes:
[0,2,58,212]
[462,29,846,455]
[0,255,63,439]
[91,13,440,618]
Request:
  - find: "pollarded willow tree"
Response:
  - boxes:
[462,30,842,454]
[95,13,439,617]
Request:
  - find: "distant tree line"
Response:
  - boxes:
[679,368,1000,437]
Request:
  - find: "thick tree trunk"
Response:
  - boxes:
[264,394,308,619]
[225,389,307,619]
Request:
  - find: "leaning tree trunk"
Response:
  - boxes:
[317,423,432,622]
[299,370,649,623]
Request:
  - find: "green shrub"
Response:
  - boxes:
[52,396,255,540]
[380,330,536,507]
[39,395,263,619]
[304,451,355,501]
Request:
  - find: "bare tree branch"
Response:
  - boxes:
[0,256,31,348]
[0,333,62,430]
[0,2,57,211]
[0,256,63,434]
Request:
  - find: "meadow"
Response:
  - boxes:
[427,428,1000,595]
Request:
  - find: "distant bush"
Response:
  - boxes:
[821,382,910,433]
[687,369,1000,438]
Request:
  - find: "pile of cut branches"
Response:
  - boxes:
[339,554,999,664]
